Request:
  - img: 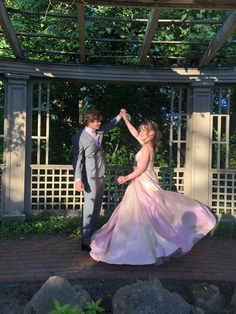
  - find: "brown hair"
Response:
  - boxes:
[138,120,161,152]
[83,107,102,126]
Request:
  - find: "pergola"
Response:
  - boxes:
[1,0,236,67]
[0,0,236,220]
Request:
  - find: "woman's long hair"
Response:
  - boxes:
[138,120,161,152]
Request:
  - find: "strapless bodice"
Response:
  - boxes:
[135,150,154,171]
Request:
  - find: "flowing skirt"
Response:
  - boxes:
[90,170,217,265]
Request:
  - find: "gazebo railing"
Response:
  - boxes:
[210,169,236,218]
[30,164,186,216]
[0,164,234,218]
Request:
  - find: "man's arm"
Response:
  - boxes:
[72,134,85,192]
[100,108,126,133]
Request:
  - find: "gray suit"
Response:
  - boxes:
[72,117,119,245]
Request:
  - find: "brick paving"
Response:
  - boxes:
[0,234,235,283]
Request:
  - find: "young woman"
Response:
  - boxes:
[89,112,216,265]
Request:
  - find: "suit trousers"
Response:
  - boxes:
[82,176,105,246]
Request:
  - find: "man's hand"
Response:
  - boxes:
[75,180,84,192]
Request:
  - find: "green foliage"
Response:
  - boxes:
[210,219,236,238]
[79,83,172,166]
[229,133,236,169]
[0,213,81,240]
[1,212,236,241]
[48,298,105,314]
[30,80,174,167]
[1,1,235,67]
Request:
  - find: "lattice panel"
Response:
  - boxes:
[102,166,133,216]
[31,165,186,214]
[31,82,50,165]
[158,168,185,193]
[31,166,83,211]
[211,171,236,216]
[211,88,230,169]
[169,87,188,168]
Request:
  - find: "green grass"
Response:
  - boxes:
[0,212,236,240]
[0,212,81,240]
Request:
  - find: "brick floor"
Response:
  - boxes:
[0,234,235,283]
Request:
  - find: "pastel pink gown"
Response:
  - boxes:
[89,150,217,265]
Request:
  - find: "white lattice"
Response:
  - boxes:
[211,170,236,217]
[31,166,82,212]
[31,165,186,215]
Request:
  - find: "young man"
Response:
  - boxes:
[72,107,126,251]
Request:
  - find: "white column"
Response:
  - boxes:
[187,82,214,205]
[2,74,29,220]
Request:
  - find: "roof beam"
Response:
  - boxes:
[1,58,236,84]
[0,0,23,59]
[198,11,236,67]
[76,3,86,63]
[54,0,236,10]
[4,9,225,25]
[138,8,161,65]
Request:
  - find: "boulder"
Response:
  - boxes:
[230,286,236,309]
[24,275,91,314]
[112,279,202,314]
[190,283,223,312]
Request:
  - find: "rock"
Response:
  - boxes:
[24,275,91,314]
[190,283,223,313]
[112,279,198,314]
[230,287,236,309]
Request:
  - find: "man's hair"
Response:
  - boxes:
[83,107,102,126]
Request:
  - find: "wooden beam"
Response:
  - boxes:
[138,8,161,65]
[1,58,236,84]
[198,11,236,67]
[54,0,236,10]
[0,0,23,58]
[76,3,86,63]
[5,8,225,24]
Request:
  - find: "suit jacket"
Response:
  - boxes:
[72,117,119,181]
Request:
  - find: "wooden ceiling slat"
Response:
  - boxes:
[138,8,161,65]
[0,0,23,59]
[198,11,236,67]
[0,31,210,45]
[54,0,236,10]
[76,3,86,63]
[6,9,225,25]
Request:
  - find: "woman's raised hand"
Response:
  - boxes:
[119,108,127,118]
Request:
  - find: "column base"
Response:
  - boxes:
[1,212,26,222]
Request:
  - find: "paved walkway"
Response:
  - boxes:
[0,234,235,283]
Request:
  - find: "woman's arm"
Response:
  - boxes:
[117,145,150,184]
[120,111,142,144]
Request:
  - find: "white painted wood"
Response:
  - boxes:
[2,74,28,219]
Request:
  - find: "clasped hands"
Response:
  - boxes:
[120,108,131,121]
